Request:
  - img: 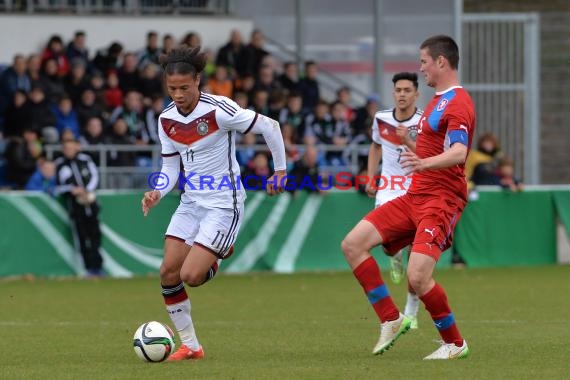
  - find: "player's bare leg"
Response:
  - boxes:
[160,238,208,362]
[407,252,469,359]
[341,221,411,355]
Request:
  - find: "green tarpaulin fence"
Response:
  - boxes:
[1,188,568,277]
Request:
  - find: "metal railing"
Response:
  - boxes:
[0,0,230,14]
[44,143,365,189]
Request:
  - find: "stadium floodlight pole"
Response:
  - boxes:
[373,0,384,96]
[295,0,306,66]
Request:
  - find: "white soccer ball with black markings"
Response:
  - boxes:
[133,321,175,362]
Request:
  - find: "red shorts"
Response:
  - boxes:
[363,192,464,260]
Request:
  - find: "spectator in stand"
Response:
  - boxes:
[181,32,201,48]
[92,41,123,75]
[304,100,333,146]
[494,157,523,192]
[278,91,305,139]
[109,90,150,144]
[241,152,271,190]
[5,127,43,188]
[88,71,107,110]
[3,90,31,138]
[287,145,323,195]
[236,131,257,168]
[139,62,163,102]
[216,29,247,78]
[25,158,56,194]
[466,132,503,187]
[76,88,105,134]
[66,31,89,68]
[40,58,66,104]
[352,94,380,136]
[281,122,300,171]
[138,31,161,68]
[105,117,137,180]
[40,35,70,77]
[104,71,124,110]
[267,89,287,120]
[254,65,281,95]
[25,85,57,139]
[79,117,106,165]
[118,52,141,93]
[64,58,90,103]
[143,94,163,145]
[335,86,354,123]
[0,55,30,115]
[235,73,255,98]
[162,34,175,56]
[298,60,320,113]
[249,88,269,116]
[207,65,233,98]
[233,91,249,109]
[277,61,300,94]
[26,54,42,88]
[243,29,269,78]
[326,101,351,165]
[52,95,81,139]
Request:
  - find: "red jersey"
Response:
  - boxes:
[409,86,475,203]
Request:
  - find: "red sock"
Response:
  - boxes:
[353,256,400,322]
[420,283,463,346]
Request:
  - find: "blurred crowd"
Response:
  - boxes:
[0,29,382,191]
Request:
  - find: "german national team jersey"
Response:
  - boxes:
[371,108,423,186]
[158,92,258,208]
[409,86,476,203]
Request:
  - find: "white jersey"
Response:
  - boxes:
[371,108,423,206]
[158,93,257,208]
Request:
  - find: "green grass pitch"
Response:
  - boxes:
[1,266,569,379]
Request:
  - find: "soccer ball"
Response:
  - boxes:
[133,321,175,362]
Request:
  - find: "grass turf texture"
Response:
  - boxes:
[1,266,569,379]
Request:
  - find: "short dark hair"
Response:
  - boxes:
[159,45,207,77]
[420,35,459,70]
[392,72,418,89]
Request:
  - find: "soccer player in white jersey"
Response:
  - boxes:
[365,72,423,329]
[141,46,287,361]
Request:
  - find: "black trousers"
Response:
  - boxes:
[69,202,103,273]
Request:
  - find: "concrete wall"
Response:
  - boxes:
[0,14,253,63]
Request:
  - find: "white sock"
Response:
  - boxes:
[404,292,420,317]
[166,298,200,350]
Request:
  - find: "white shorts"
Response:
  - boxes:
[165,201,244,259]
[375,189,407,208]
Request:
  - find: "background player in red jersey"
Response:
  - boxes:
[341,35,475,360]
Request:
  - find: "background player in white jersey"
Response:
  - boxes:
[141,46,287,361]
[364,72,422,328]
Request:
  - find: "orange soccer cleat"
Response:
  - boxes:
[167,344,205,362]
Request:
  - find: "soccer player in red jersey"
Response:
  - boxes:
[341,35,475,359]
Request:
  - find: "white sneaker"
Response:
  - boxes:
[423,340,469,360]
[372,313,411,355]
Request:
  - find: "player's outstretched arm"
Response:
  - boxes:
[400,143,467,174]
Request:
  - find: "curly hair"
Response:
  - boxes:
[159,45,207,77]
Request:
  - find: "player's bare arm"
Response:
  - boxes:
[141,190,161,216]
[366,142,382,198]
[400,143,468,175]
